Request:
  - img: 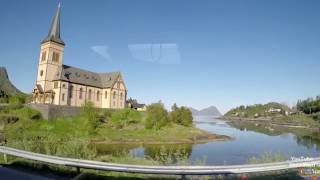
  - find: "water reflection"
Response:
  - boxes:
[296,132,320,151]
[95,116,320,165]
[144,144,193,164]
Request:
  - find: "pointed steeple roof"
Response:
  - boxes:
[41,3,65,45]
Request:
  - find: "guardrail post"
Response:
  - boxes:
[3,153,7,164]
[181,174,186,180]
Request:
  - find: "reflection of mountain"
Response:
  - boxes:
[188,106,222,117]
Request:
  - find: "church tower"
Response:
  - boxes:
[35,4,65,95]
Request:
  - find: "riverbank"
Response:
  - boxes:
[221,115,320,139]
[221,115,320,130]
[0,104,232,162]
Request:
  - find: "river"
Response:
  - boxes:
[97,116,320,165]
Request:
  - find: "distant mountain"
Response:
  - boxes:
[0,67,22,95]
[188,106,222,117]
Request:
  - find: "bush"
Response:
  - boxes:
[109,108,142,129]
[0,115,19,123]
[145,103,169,130]
[15,107,42,120]
[80,102,99,134]
[312,113,320,121]
[170,104,193,126]
[9,93,26,106]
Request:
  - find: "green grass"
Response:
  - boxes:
[95,122,211,143]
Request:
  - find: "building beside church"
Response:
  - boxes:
[32,5,127,109]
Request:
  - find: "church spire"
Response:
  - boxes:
[41,3,65,45]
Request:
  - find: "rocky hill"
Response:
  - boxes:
[188,106,222,117]
[0,67,22,96]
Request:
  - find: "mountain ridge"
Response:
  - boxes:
[0,67,22,95]
[188,106,222,117]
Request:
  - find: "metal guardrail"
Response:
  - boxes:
[0,146,320,175]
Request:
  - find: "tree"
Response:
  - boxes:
[170,104,193,126]
[145,103,169,130]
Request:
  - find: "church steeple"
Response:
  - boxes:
[41,3,65,45]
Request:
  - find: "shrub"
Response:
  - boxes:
[8,93,26,105]
[170,104,193,126]
[145,103,169,130]
[0,115,19,123]
[80,102,99,134]
[15,107,42,120]
[110,108,142,129]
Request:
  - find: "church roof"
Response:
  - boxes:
[54,65,121,89]
[41,4,65,45]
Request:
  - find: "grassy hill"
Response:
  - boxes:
[224,102,292,118]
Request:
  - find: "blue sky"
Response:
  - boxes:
[0,0,320,113]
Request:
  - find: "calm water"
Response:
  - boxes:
[97,116,320,165]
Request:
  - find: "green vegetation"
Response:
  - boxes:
[145,103,170,130]
[145,102,193,130]
[247,152,285,164]
[225,96,320,130]
[225,102,291,118]
[170,103,193,127]
[297,96,320,121]
[0,101,225,167]
[0,90,9,103]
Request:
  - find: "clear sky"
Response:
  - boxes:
[1,0,320,113]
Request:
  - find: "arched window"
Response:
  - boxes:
[120,92,123,100]
[62,93,65,101]
[88,89,92,100]
[113,91,116,99]
[40,70,44,77]
[79,88,83,99]
[97,91,100,101]
[105,91,108,99]
[69,85,73,98]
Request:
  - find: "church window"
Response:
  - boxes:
[88,89,92,100]
[62,84,66,88]
[52,52,60,62]
[40,70,44,77]
[105,91,108,99]
[41,51,46,61]
[120,92,123,100]
[79,88,83,99]
[97,91,100,101]
[69,85,73,98]
[62,93,65,101]
[54,82,58,88]
[113,91,116,99]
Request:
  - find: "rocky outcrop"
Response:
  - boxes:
[0,67,22,95]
